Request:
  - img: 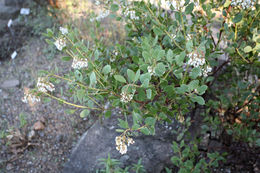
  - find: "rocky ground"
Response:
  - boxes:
[0,1,97,172]
[0,37,98,172]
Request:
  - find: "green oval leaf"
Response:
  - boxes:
[167,49,173,64]
[134,69,140,82]
[127,69,135,82]
[185,3,194,14]
[244,46,252,53]
[102,65,111,75]
[232,13,242,23]
[146,89,152,99]
[61,56,72,61]
[155,63,166,77]
[111,4,119,12]
[175,51,186,66]
[140,73,151,83]
[80,109,90,118]
[191,95,205,105]
[90,72,96,86]
[145,117,156,126]
[114,75,127,83]
[189,67,201,79]
[197,85,208,95]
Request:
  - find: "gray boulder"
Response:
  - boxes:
[0,5,19,20]
[4,0,24,6]
[63,111,181,173]
[0,79,20,88]
[0,19,7,33]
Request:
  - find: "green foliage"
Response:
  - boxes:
[98,154,145,173]
[19,112,28,128]
[26,0,260,171]
[170,118,225,173]
[205,62,260,146]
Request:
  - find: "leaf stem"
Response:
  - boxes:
[42,92,101,110]
[50,74,106,91]
[64,35,106,84]
[248,9,260,29]
[236,48,249,63]
[182,64,190,84]
[180,9,186,41]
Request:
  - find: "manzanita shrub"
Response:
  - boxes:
[22,0,259,171]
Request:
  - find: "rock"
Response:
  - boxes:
[0,79,20,88]
[6,163,14,170]
[0,19,7,33]
[0,5,19,20]
[6,134,14,140]
[27,130,36,140]
[254,161,260,173]
[38,116,46,124]
[0,90,9,99]
[33,121,45,130]
[63,111,180,173]
[199,133,210,151]
[208,140,222,152]
[56,134,64,142]
[4,0,24,6]
[38,131,45,137]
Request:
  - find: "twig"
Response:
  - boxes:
[208,59,230,87]
[236,48,250,63]
[42,92,102,110]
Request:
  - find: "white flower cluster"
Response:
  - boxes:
[170,34,177,40]
[22,92,40,104]
[91,10,110,22]
[110,50,118,62]
[54,38,66,51]
[147,66,155,76]
[115,136,135,154]
[187,52,206,67]
[110,57,116,62]
[120,91,134,103]
[231,0,256,9]
[95,0,100,6]
[118,0,140,20]
[71,57,88,69]
[118,0,131,9]
[201,66,212,77]
[186,34,192,41]
[187,50,213,77]
[59,27,68,35]
[37,77,55,93]
[113,50,118,56]
[124,10,140,20]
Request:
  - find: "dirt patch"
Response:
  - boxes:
[0,36,99,172]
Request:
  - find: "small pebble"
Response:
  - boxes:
[6,163,14,170]
[27,130,35,140]
[39,131,45,137]
[20,8,30,15]
[33,121,45,130]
